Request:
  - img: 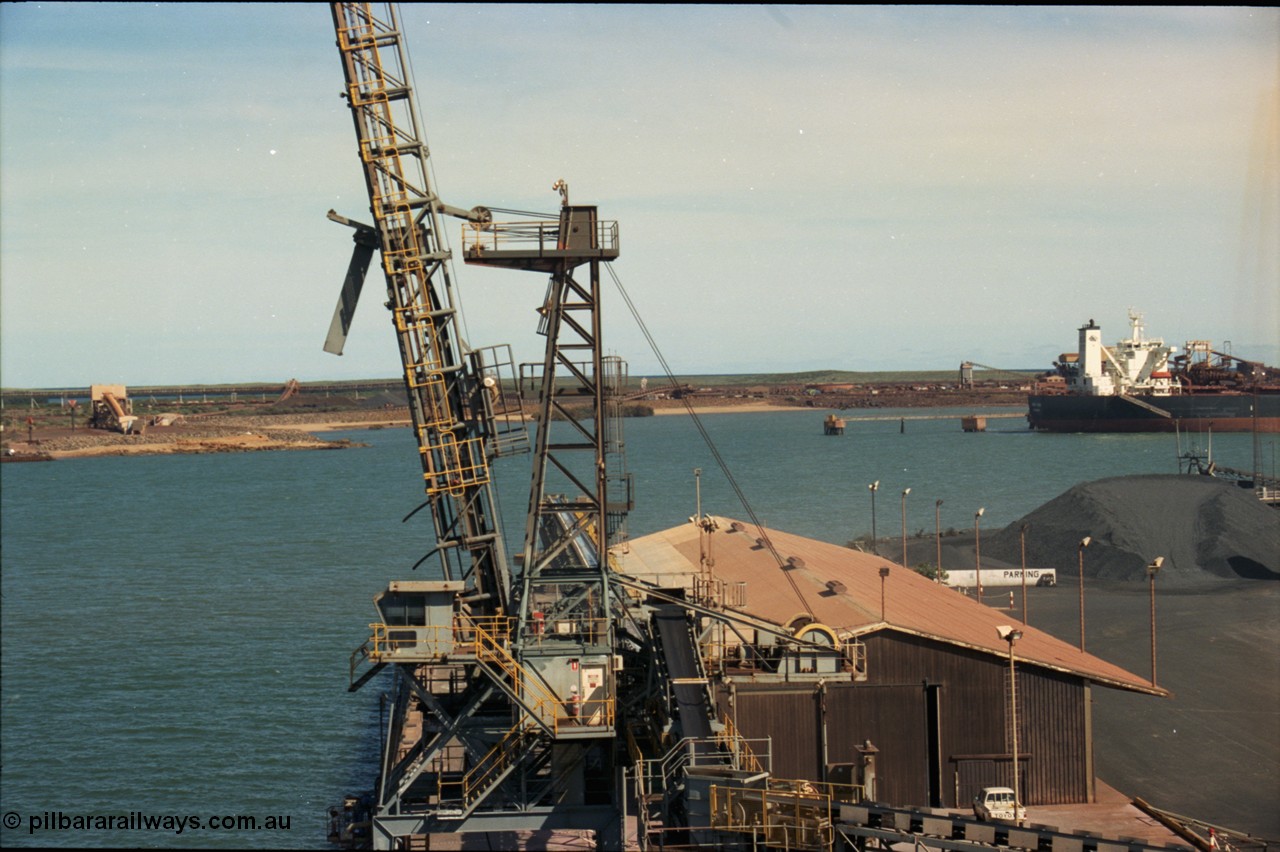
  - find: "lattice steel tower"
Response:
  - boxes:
[328,4,628,847]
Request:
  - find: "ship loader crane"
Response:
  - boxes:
[323,5,864,849]
[324,4,644,847]
[959,361,1031,388]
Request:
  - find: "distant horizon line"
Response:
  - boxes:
[0,368,1045,395]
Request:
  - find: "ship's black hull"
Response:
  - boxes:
[1027,392,1280,433]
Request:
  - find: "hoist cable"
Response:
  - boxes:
[604,262,815,620]
[486,206,559,219]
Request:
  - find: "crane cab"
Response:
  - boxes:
[368,580,464,662]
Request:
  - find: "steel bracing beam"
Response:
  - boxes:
[329,1,513,606]
[328,8,649,848]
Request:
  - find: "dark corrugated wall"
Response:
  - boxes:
[715,630,1090,810]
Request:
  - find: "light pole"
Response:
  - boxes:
[695,468,710,577]
[997,625,1025,825]
[935,499,944,583]
[1077,536,1091,652]
[1147,557,1164,686]
[900,487,911,567]
[1019,523,1030,625]
[974,508,985,602]
[868,481,879,555]
[879,566,890,621]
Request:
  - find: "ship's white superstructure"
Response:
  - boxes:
[1070,310,1177,397]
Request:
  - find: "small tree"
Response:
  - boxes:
[913,562,948,583]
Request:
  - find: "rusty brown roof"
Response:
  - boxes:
[611,517,1166,697]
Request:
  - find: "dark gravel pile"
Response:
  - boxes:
[985,474,1280,585]
[910,473,1280,833]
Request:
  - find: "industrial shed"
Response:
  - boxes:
[611,518,1166,811]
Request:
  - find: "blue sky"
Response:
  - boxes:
[2,4,1277,388]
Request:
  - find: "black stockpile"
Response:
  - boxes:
[985,474,1280,585]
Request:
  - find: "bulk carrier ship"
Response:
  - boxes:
[1027,311,1280,433]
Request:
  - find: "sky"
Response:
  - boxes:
[1,4,1277,389]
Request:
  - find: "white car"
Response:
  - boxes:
[972,786,1026,822]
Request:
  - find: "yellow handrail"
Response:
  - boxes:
[452,719,537,806]
[366,623,454,662]
[369,613,617,734]
[709,780,846,852]
[719,714,765,775]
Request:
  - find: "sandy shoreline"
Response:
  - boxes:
[5,400,1021,462]
[44,434,355,459]
[3,401,800,461]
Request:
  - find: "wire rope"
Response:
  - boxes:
[487,206,559,219]
[604,262,815,620]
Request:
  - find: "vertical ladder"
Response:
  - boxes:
[330,2,512,608]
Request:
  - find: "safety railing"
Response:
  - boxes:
[365,623,455,662]
[404,373,451,429]
[718,715,766,775]
[693,576,748,609]
[348,637,375,687]
[637,730,770,805]
[457,613,615,736]
[465,617,558,725]
[359,613,616,734]
[361,614,511,665]
[461,219,619,257]
[637,737,697,798]
[443,697,614,814]
[523,614,612,647]
[451,614,514,648]
[420,433,491,496]
[709,778,863,852]
[845,640,867,678]
[702,637,868,680]
[441,718,541,811]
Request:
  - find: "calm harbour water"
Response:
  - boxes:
[0,408,1268,848]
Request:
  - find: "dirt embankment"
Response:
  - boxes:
[2,417,367,461]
